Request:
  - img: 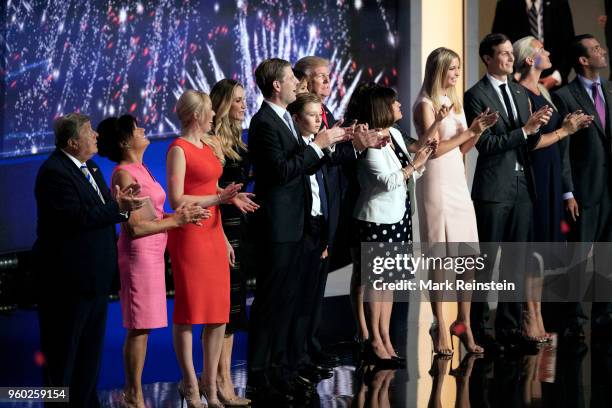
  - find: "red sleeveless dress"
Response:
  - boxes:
[167,138,230,324]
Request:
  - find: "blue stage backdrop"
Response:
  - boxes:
[0,0,400,254]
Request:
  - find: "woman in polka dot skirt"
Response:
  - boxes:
[353,86,435,367]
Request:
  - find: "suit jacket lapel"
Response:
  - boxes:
[479,77,514,128]
[569,79,605,136]
[508,81,529,125]
[56,150,102,202]
[262,102,300,148]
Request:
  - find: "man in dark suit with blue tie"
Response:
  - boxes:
[464,33,552,352]
[33,113,145,407]
[552,34,612,341]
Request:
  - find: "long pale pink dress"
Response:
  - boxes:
[114,163,168,329]
[413,94,479,249]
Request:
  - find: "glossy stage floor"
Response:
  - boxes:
[1,266,611,407]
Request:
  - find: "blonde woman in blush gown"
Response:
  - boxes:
[413,47,498,355]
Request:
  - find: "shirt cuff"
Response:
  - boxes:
[521,127,528,139]
[309,143,324,158]
[551,70,562,86]
[562,192,574,200]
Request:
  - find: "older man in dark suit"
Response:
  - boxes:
[464,33,552,352]
[552,34,612,341]
[33,113,145,407]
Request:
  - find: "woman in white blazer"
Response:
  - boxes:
[353,86,434,368]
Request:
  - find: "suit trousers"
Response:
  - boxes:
[563,184,612,325]
[472,173,534,337]
[38,294,108,408]
[248,239,303,387]
[287,216,328,374]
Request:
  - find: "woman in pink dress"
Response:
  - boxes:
[412,48,498,355]
[96,114,208,408]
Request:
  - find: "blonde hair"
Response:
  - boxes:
[175,89,222,160]
[513,36,558,110]
[294,56,329,76]
[513,36,538,81]
[210,79,247,162]
[421,47,462,113]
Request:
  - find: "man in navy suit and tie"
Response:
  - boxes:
[33,113,146,407]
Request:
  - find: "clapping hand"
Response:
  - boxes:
[524,105,553,135]
[175,203,211,226]
[115,183,149,211]
[435,104,454,122]
[561,110,593,135]
[218,183,243,204]
[469,108,499,135]
[352,123,390,151]
[231,192,260,214]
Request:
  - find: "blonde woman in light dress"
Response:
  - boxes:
[412,47,498,355]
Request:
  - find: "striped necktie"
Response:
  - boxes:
[528,2,540,41]
[80,164,105,203]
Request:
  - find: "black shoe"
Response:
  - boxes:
[299,365,333,382]
[562,321,585,342]
[246,385,294,405]
[473,330,505,354]
[362,341,405,369]
[497,331,541,354]
[312,350,340,366]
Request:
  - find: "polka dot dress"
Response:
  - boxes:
[354,133,414,283]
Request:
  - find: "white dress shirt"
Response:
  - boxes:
[302,134,323,217]
[486,74,527,171]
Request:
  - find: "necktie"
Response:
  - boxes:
[315,169,328,220]
[80,164,105,203]
[591,82,607,131]
[528,2,540,40]
[283,111,298,140]
[500,83,525,166]
[321,106,329,129]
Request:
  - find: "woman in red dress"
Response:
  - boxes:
[166,90,242,408]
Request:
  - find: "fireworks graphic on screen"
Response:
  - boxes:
[3,0,399,158]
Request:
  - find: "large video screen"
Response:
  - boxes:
[2,0,400,158]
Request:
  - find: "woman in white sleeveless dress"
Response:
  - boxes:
[412,47,498,355]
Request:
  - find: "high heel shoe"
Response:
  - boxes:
[429,323,453,356]
[178,381,207,408]
[449,353,483,378]
[216,383,250,406]
[198,384,224,408]
[363,341,404,369]
[450,321,484,354]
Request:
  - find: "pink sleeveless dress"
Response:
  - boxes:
[113,163,168,329]
[413,94,479,247]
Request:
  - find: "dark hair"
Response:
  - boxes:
[287,92,322,116]
[344,82,380,125]
[569,34,597,75]
[293,68,307,81]
[361,86,398,129]
[255,58,291,98]
[479,33,511,64]
[96,115,138,163]
[54,113,90,148]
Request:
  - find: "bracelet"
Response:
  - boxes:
[217,193,222,205]
[555,130,561,142]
